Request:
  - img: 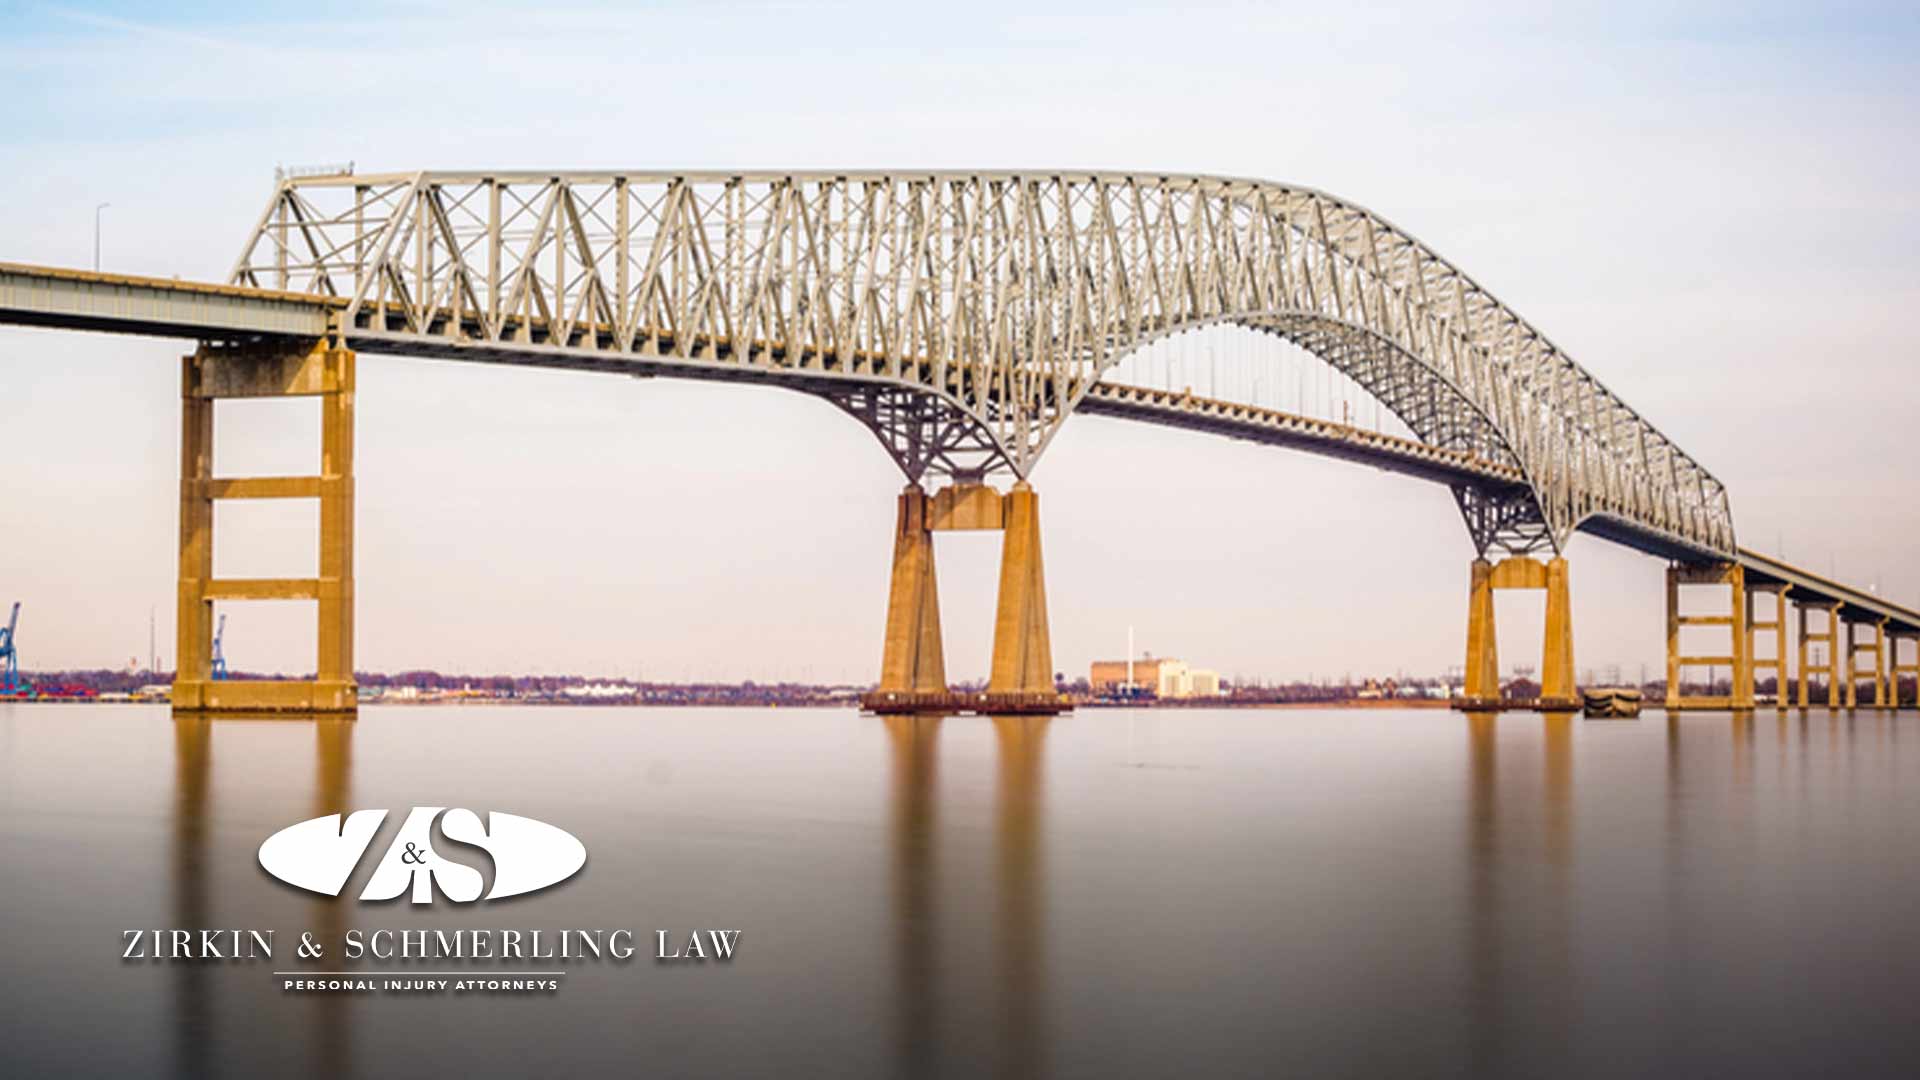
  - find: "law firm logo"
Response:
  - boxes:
[259,808,587,903]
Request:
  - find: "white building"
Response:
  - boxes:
[1089,656,1223,699]
[1153,660,1222,699]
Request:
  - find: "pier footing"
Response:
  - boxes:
[862,690,1069,716]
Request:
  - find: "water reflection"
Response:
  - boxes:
[39,701,1908,1075]
[993,716,1047,1079]
[1466,714,1574,1072]
[1730,711,1754,792]
[169,715,354,1079]
[884,715,1049,1078]
[884,715,939,1073]
[309,719,353,1077]
[169,717,212,1080]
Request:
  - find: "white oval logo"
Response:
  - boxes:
[258,807,586,903]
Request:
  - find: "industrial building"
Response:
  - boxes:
[1089,656,1222,699]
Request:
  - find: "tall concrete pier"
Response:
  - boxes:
[1460,556,1575,713]
[867,481,1064,715]
[172,340,356,714]
[879,487,947,695]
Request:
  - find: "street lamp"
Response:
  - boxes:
[93,202,110,271]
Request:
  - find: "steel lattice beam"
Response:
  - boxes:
[228,170,1737,558]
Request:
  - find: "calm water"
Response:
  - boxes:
[4,703,1920,1077]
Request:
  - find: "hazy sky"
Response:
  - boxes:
[1,1,1916,683]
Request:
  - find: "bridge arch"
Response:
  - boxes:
[231,170,1735,558]
[1081,312,1543,553]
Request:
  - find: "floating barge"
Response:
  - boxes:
[1582,687,1644,718]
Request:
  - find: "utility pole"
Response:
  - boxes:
[94,203,110,271]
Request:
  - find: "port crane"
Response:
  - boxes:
[210,613,228,681]
[0,602,23,695]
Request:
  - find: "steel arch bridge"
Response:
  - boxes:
[30,167,1893,719]
[229,170,1733,561]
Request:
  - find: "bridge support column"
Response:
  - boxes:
[1747,584,1791,708]
[1844,617,1888,709]
[1455,555,1574,714]
[1664,562,1752,711]
[1541,557,1575,711]
[1463,559,1499,706]
[878,486,947,694]
[864,480,1065,715]
[988,482,1054,698]
[1891,633,1920,709]
[172,340,356,715]
[1795,601,1843,708]
[1872,620,1888,708]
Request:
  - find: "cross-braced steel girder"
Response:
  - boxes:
[1453,486,1557,558]
[825,385,1011,483]
[231,170,1736,557]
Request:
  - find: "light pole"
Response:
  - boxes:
[93,202,110,271]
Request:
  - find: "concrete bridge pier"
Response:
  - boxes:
[1460,555,1575,713]
[878,486,947,695]
[1746,583,1792,708]
[1891,632,1920,709]
[987,483,1053,699]
[172,339,356,715]
[1664,563,1754,712]
[1843,616,1890,709]
[866,481,1065,716]
[1464,559,1500,702]
[1796,600,1844,708]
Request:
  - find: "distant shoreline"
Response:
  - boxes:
[11,695,1471,710]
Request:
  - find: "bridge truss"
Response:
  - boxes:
[226,170,1731,558]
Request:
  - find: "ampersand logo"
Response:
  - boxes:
[257,807,587,904]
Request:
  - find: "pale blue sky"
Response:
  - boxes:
[1,1,1916,682]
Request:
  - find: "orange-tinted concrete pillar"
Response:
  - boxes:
[1541,556,1575,709]
[878,486,947,693]
[1665,567,1682,709]
[1845,621,1861,709]
[1826,605,1843,708]
[1796,604,1810,708]
[1464,558,1499,703]
[1728,564,1752,710]
[987,482,1053,695]
[316,348,356,710]
[172,359,215,710]
[1874,619,1889,708]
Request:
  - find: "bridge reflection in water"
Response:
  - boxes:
[160,709,1050,1077]
[886,715,1049,1078]
[113,704,1920,1076]
[1465,713,1574,1073]
[169,715,353,1078]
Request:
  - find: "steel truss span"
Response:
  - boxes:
[231,171,1734,557]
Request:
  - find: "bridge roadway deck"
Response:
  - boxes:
[0,261,336,340]
[3,261,1913,634]
[1738,549,1920,634]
